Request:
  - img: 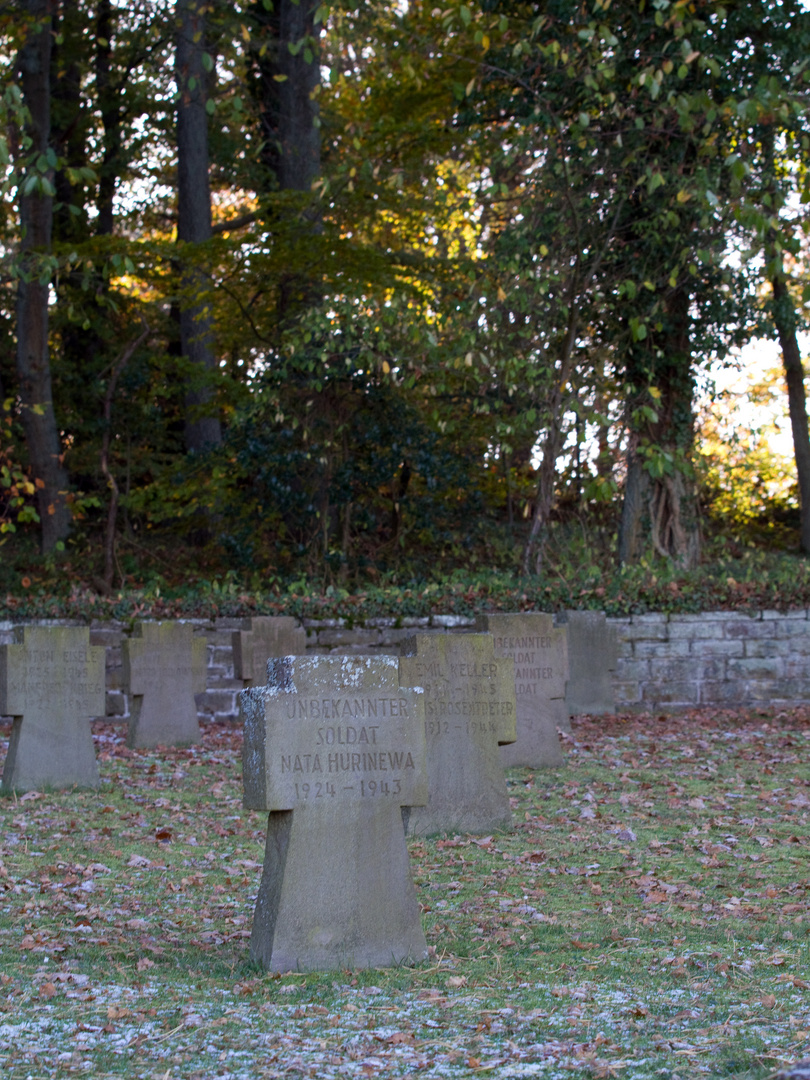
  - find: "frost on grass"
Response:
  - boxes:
[1,711,809,1077]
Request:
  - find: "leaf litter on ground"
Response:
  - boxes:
[0,706,808,1078]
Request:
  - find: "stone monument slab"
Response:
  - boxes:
[558,610,617,717]
[0,626,104,792]
[123,621,207,748]
[477,613,568,767]
[233,616,306,687]
[242,654,428,972]
[398,633,516,836]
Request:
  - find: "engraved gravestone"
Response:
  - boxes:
[242,654,428,972]
[558,610,617,717]
[233,616,306,687]
[0,626,105,792]
[477,613,568,767]
[398,633,516,836]
[122,621,207,749]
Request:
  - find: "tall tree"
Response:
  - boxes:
[14,0,72,552]
[176,0,222,452]
[248,0,323,327]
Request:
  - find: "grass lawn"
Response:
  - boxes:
[1,708,808,1079]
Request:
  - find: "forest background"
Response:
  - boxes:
[4,0,810,621]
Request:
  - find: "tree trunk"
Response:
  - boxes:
[249,0,322,325]
[521,411,565,576]
[176,0,222,453]
[95,0,118,237]
[617,285,701,569]
[616,434,648,565]
[252,0,321,194]
[51,0,87,244]
[770,270,810,554]
[15,1,71,553]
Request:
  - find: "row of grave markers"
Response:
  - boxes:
[237,618,616,972]
[0,613,616,793]
[0,614,616,972]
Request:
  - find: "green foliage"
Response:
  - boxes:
[0,411,40,541]
[2,0,810,574]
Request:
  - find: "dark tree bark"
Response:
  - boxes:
[51,0,87,244]
[759,125,810,555]
[95,0,119,237]
[770,269,810,554]
[249,0,322,324]
[252,0,321,194]
[15,0,71,552]
[176,0,222,453]
[617,284,701,569]
[616,433,648,565]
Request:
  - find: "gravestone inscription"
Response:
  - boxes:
[558,610,617,717]
[0,626,105,792]
[477,613,568,767]
[242,654,428,972]
[122,621,207,748]
[398,633,516,836]
[233,616,306,687]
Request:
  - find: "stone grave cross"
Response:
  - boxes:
[558,610,617,718]
[477,612,568,767]
[232,615,306,687]
[123,621,207,748]
[398,633,517,836]
[0,626,105,792]
[242,654,428,972]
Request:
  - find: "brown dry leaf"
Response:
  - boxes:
[39,982,57,999]
[571,939,597,950]
[446,975,467,988]
[136,957,155,972]
[645,890,671,904]
[761,993,777,1009]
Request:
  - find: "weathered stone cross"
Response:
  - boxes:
[0,626,105,792]
[398,633,517,836]
[241,654,428,971]
[123,621,207,748]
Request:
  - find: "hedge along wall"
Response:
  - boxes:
[2,609,810,723]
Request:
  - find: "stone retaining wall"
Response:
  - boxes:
[2,609,809,723]
[609,609,810,712]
